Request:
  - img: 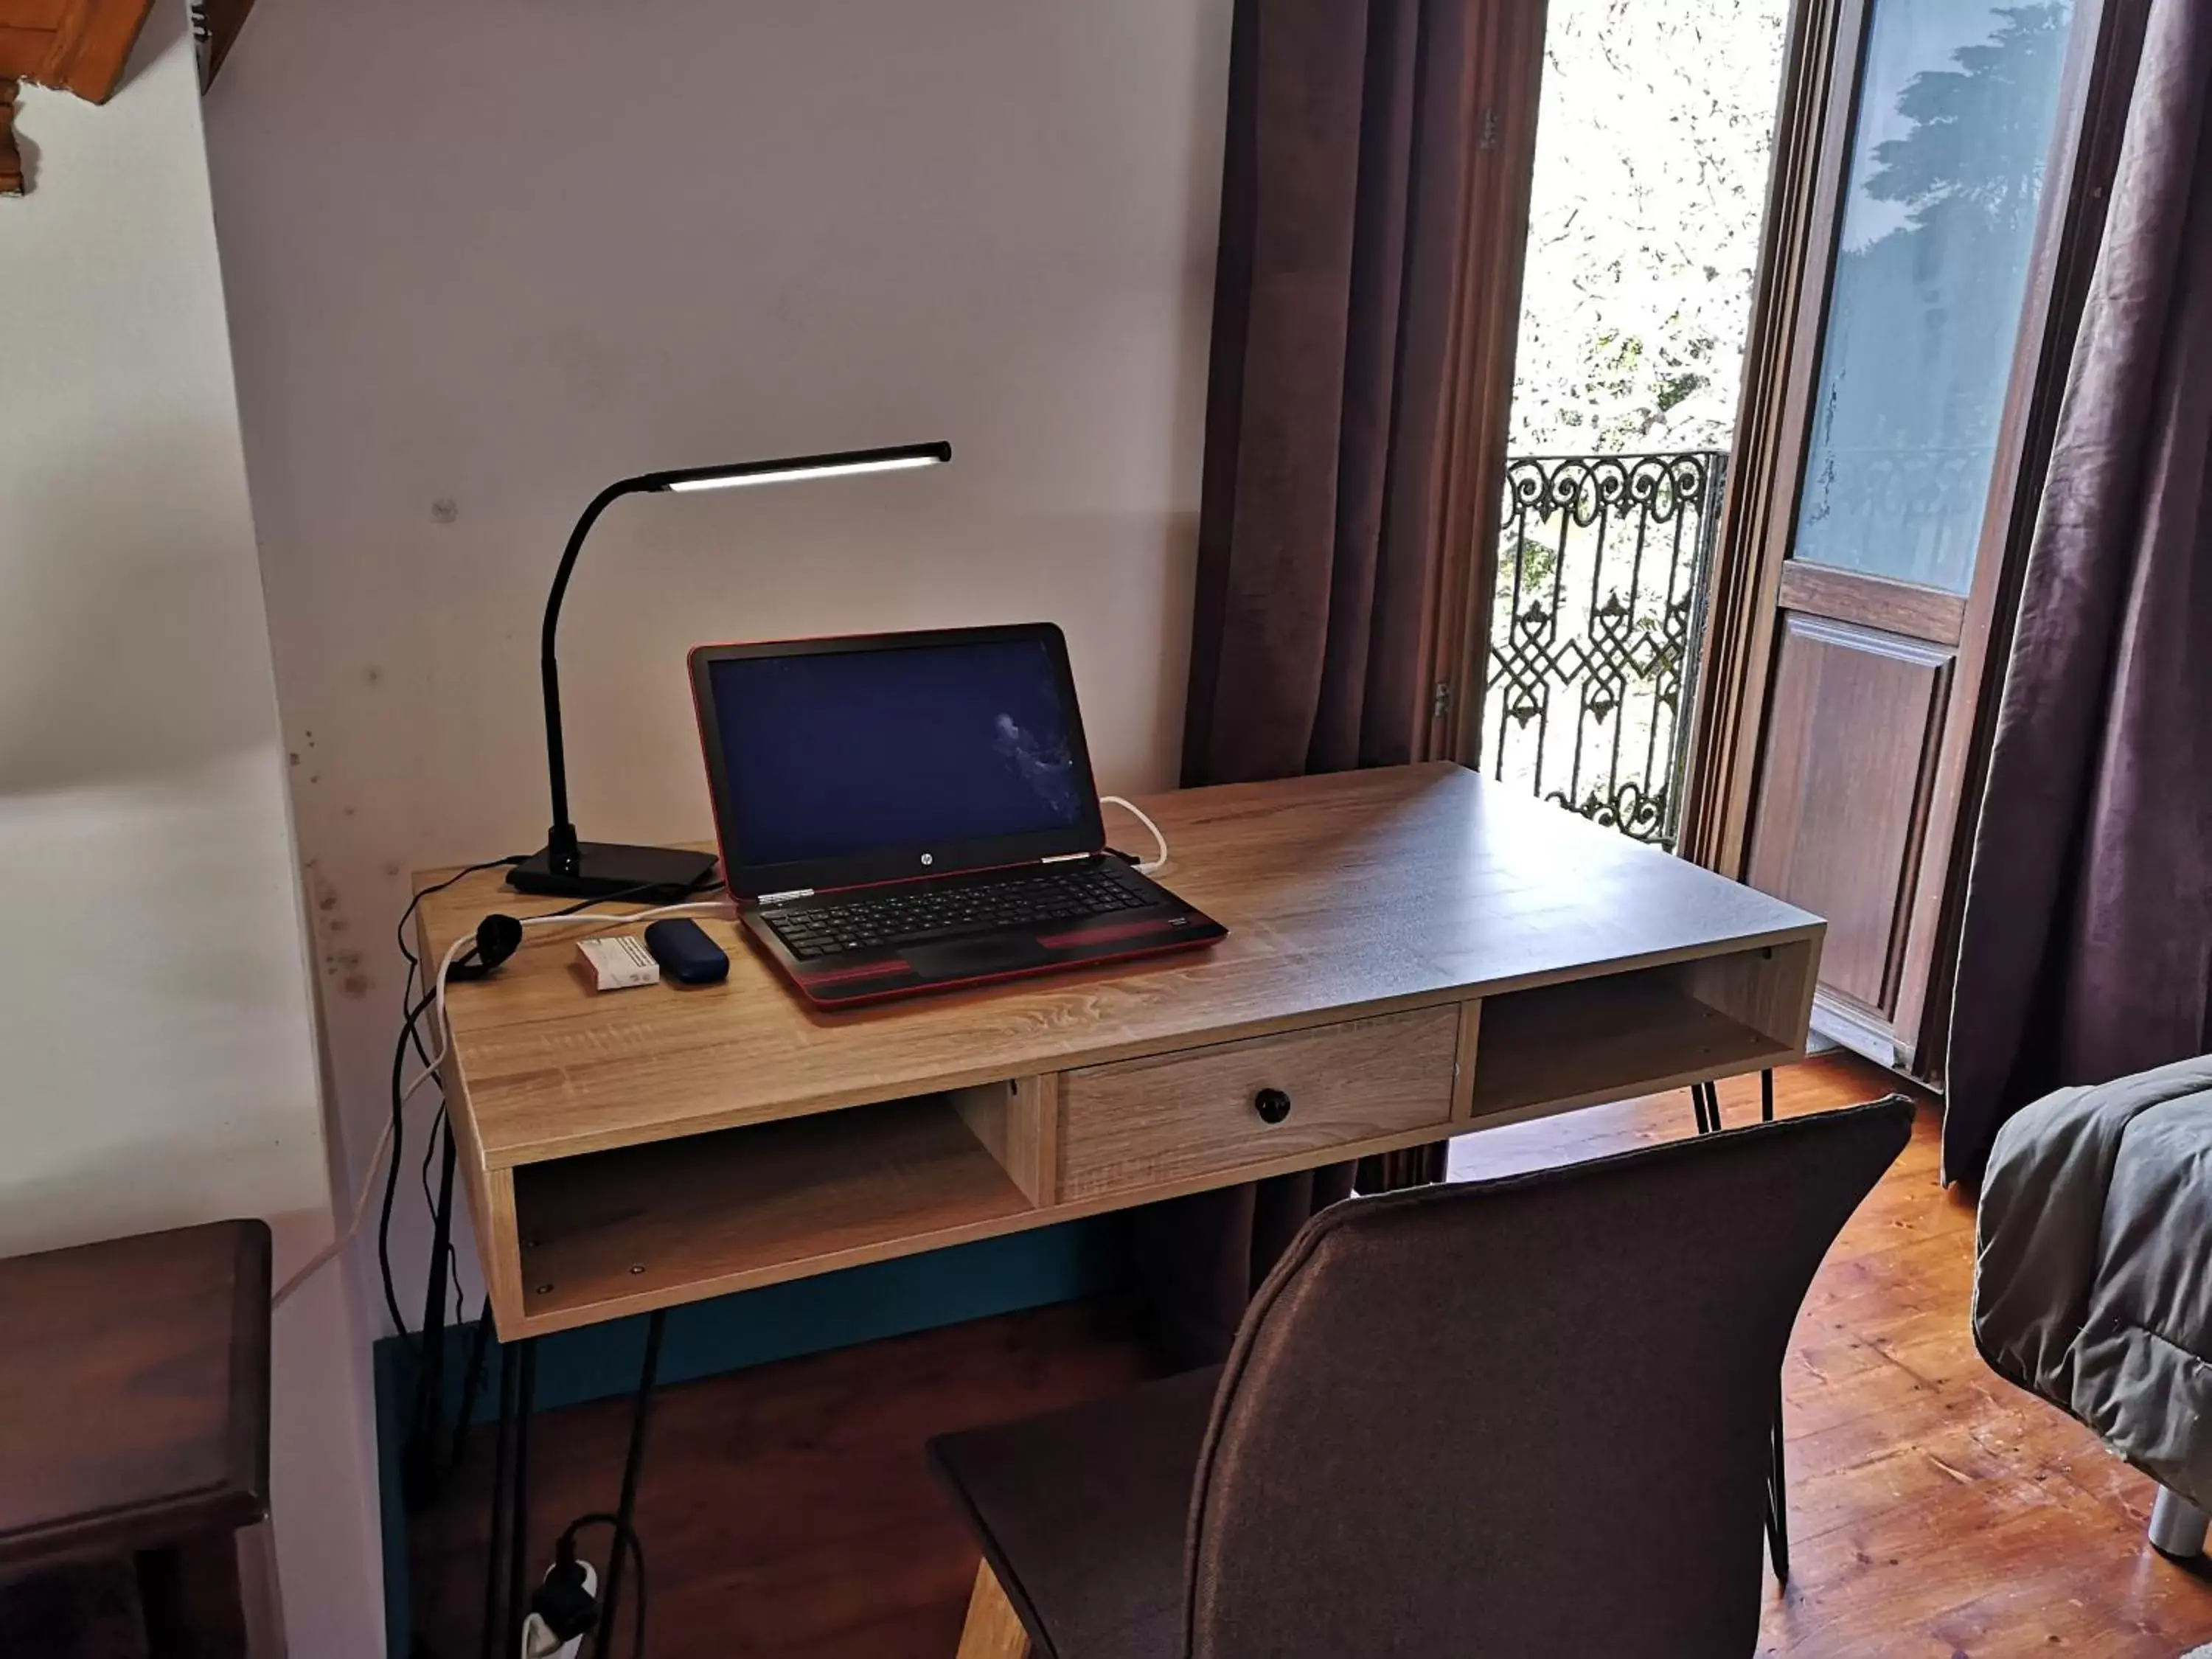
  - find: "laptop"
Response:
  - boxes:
[689,623,1228,1006]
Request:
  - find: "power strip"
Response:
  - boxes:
[522,1559,597,1659]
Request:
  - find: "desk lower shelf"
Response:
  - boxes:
[1472,964,1798,1119]
[490,936,1815,1336]
[513,1098,1033,1328]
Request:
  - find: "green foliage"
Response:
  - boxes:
[1507,534,1559,597]
[1863,4,2068,242]
[1510,0,1790,456]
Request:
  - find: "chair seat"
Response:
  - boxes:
[929,1366,1221,1659]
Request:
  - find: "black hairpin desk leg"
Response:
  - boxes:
[507,1342,537,1656]
[1691,1079,1721,1135]
[477,1338,537,1659]
[479,1345,517,1659]
[592,1308,667,1659]
[1765,1373,1791,1582]
[453,1312,495,1470]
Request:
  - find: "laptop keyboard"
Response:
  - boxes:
[762,863,1153,960]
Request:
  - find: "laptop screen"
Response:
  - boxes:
[695,627,1103,891]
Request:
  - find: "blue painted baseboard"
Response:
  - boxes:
[375,1215,1130,1657]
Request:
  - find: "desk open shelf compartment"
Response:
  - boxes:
[1470,938,1817,1121]
[509,1092,1037,1332]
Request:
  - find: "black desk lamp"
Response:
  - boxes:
[509,439,953,901]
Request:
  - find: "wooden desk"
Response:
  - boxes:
[420,763,1823,1342]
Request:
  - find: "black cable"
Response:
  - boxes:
[394,865,708,1615]
[557,1514,647,1659]
[384,864,723,1352]
[420,1116,467,1332]
[380,858,522,1349]
[397,857,527,992]
[420,1103,446,1213]
[397,860,528,1108]
[397,858,529,1121]
[381,986,438,1340]
[540,874,725,921]
[387,862,700,1509]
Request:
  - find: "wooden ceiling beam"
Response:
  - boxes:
[0,0,158,103]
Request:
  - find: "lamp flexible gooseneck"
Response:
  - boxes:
[509,439,953,901]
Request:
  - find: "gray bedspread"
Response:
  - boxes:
[1974,1054,2212,1510]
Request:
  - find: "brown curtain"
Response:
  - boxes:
[1135,0,1512,1369]
[1944,0,2212,1185]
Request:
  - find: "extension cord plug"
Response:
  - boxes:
[522,1559,597,1659]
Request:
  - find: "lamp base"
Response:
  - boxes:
[509,841,720,904]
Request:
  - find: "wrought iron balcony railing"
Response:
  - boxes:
[1481,451,1728,849]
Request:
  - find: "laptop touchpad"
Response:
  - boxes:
[902,934,1053,980]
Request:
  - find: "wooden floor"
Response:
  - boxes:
[409,1053,2212,1657]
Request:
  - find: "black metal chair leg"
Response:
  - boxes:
[1765,1376,1790,1582]
[1758,1065,1787,1581]
[592,1309,667,1659]
[479,1343,516,1659]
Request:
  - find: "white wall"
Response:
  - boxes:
[203,0,1231,1318]
[0,10,385,1656]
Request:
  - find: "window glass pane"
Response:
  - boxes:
[1792,0,2074,594]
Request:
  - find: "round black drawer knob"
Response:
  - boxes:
[1253,1088,1293,1124]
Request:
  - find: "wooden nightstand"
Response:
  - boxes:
[0,1220,272,1658]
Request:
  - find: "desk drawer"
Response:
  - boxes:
[1057,1006,1460,1202]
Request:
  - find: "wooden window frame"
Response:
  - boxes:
[1428,0,2152,1075]
[1674,0,2151,1074]
[1675,0,1861,874]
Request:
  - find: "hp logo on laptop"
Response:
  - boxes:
[921,852,934,866]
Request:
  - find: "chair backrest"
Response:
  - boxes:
[1183,1097,1913,1658]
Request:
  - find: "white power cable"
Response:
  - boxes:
[272,895,734,1311]
[273,1116,396,1309]
[414,898,729,1097]
[1100,795,1169,874]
